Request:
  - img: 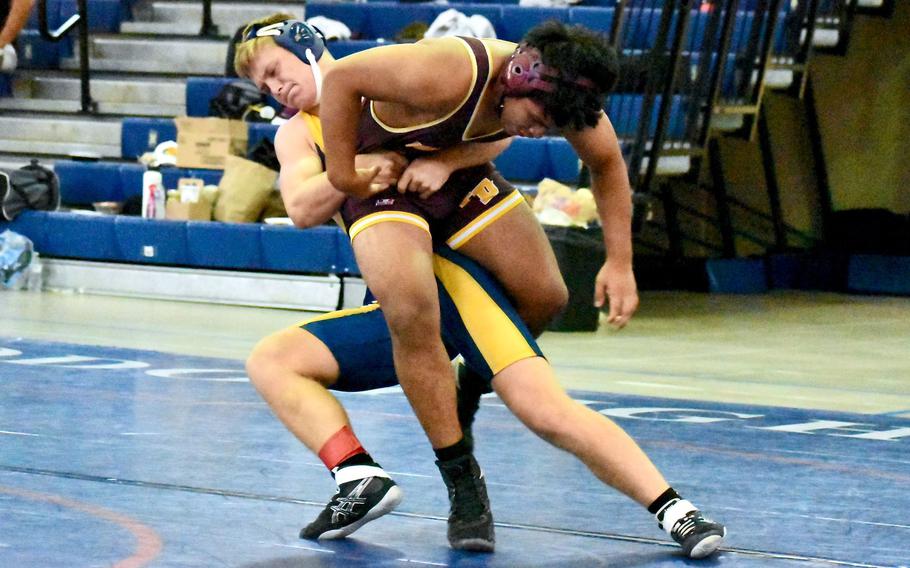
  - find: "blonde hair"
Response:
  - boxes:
[233,12,295,78]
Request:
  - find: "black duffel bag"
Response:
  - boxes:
[1,159,61,221]
[209,79,269,121]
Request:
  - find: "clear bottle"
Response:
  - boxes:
[142,168,165,219]
[26,251,43,292]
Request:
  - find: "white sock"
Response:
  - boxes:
[332,464,389,486]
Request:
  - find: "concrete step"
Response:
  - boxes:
[61,36,227,75]
[120,21,218,35]
[0,114,122,158]
[42,258,366,312]
[0,97,183,116]
[129,1,305,35]
[2,73,186,116]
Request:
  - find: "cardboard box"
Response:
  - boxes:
[166,198,213,221]
[175,117,248,170]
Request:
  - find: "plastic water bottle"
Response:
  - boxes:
[142,169,165,219]
[26,252,43,292]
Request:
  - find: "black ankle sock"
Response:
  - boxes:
[336,452,378,471]
[434,437,471,462]
[648,487,681,515]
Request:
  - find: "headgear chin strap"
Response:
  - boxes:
[244,20,326,102]
[500,44,596,99]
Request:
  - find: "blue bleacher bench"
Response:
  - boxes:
[1,210,362,276]
[58,0,124,33]
[304,1,612,42]
[16,30,69,69]
[121,117,178,160]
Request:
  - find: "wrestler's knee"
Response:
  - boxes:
[377,291,440,345]
[539,273,569,319]
[516,274,569,334]
[503,386,576,447]
[246,334,283,388]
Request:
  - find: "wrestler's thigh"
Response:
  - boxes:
[251,325,341,388]
[457,200,565,308]
[351,221,436,303]
[299,305,400,392]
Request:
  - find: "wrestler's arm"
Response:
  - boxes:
[275,118,348,229]
[564,112,639,328]
[399,138,513,198]
[0,0,35,47]
[320,40,474,198]
[277,116,511,226]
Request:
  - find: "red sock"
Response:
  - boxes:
[317,425,366,470]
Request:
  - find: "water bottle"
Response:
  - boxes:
[26,252,44,292]
[142,168,165,219]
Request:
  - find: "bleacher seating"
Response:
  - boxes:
[301,2,787,54]
[120,118,177,159]
[304,2,585,42]
[17,0,124,70]
[53,160,223,206]
[26,0,125,32]
[2,210,361,274]
[16,30,70,69]
[59,0,124,32]
[52,130,586,210]
[2,0,891,297]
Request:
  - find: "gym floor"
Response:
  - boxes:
[1,289,908,567]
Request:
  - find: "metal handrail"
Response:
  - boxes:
[640,0,694,197]
[609,0,630,48]
[200,0,219,37]
[38,0,95,113]
[627,1,677,190]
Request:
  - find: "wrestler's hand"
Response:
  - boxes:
[354,152,409,192]
[594,259,639,329]
[330,165,385,198]
[397,156,454,199]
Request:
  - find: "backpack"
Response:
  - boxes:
[248,137,280,172]
[208,80,269,120]
[0,160,61,221]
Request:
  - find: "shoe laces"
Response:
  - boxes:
[672,511,705,540]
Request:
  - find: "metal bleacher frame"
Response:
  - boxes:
[620,0,845,269]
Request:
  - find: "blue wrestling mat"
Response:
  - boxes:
[0,337,908,567]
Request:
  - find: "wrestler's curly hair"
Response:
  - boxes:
[522,21,619,130]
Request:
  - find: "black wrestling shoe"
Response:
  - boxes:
[300,466,403,540]
[436,454,495,552]
[455,364,491,452]
[663,508,726,559]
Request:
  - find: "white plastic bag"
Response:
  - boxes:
[0,229,34,290]
[425,9,497,39]
[0,44,17,72]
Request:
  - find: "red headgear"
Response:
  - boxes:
[500,45,597,98]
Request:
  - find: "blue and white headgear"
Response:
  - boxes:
[243,20,327,102]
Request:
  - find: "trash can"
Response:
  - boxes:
[545,225,604,332]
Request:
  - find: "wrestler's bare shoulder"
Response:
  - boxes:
[275,112,318,155]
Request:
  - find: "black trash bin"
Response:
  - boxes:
[545,225,605,332]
